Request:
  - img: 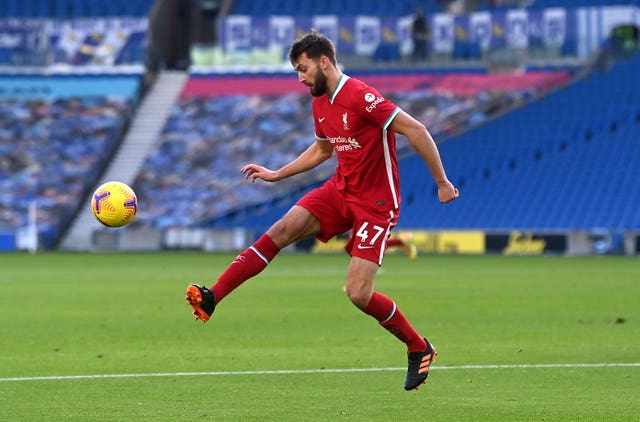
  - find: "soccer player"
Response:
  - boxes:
[186,30,459,391]
[386,232,418,260]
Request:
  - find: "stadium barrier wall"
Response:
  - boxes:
[90,227,255,252]
[0,233,16,251]
[0,75,142,101]
[3,227,634,255]
[78,228,640,256]
[632,233,640,255]
[314,230,632,255]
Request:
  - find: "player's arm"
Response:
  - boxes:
[389,109,459,203]
[242,139,334,183]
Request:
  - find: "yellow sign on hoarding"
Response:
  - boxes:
[312,231,485,254]
[503,231,546,255]
[312,236,348,253]
[410,231,485,254]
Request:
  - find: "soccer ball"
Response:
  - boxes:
[91,181,138,227]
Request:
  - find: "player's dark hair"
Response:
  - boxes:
[288,29,337,66]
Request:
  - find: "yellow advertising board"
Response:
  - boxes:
[311,231,485,254]
[408,230,485,254]
[502,231,547,255]
[312,236,348,253]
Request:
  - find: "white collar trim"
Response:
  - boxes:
[329,74,350,104]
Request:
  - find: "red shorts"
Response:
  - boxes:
[296,179,399,265]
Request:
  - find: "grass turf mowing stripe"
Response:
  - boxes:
[2,362,638,382]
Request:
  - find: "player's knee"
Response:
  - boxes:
[266,207,319,246]
[344,284,371,309]
[266,219,289,243]
[266,217,301,247]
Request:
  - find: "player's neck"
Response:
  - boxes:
[325,70,344,98]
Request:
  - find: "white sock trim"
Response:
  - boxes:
[380,302,397,324]
[249,245,270,265]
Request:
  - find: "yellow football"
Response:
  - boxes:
[90,181,138,227]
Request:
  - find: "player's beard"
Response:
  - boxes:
[310,68,328,97]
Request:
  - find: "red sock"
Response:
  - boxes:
[362,292,427,352]
[386,239,403,247]
[210,234,280,302]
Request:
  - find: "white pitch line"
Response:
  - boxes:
[1,363,639,383]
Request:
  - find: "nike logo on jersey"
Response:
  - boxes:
[319,117,326,122]
[357,244,375,250]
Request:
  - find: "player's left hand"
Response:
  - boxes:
[438,181,459,204]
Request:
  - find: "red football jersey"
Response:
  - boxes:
[312,75,401,210]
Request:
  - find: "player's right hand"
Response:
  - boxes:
[241,164,277,183]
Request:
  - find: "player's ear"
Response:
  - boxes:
[320,55,329,70]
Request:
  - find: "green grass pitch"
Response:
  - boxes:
[0,252,638,421]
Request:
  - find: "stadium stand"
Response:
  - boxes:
[461,0,640,11]
[131,90,329,228]
[182,52,638,235]
[0,0,152,67]
[0,0,152,249]
[59,71,187,251]
[399,52,640,231]
[2,0,638,253]
[0,0,155,18]
[230,0,638,15]
[231,0,446,15]
[0,93,134,248]
[526,0,638,8]
[130,69,573,231]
